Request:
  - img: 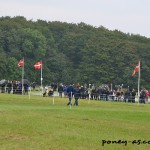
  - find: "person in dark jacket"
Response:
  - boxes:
[67,84,74,105]
[131,89,136,103]
[58,83,63,98]
[73,84,81,106]
[124,89,130,102]
[7,81,12,94]
[139,90,146,103]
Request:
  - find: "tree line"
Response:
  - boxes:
[0,16,150,89]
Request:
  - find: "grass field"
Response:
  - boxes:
[0,94,150,150]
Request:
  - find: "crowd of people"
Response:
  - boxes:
[0,80,29,94]
[0,81,149,105]
[44,83,150,105]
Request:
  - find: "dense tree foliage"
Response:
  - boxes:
[0,16,150,89]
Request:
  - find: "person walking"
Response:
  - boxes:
[74,84,81,106]
[67,84,74,105]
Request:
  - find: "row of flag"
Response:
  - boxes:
[18,57,43,94]
[18,57,43,95]
[18,57,140,75]
[18,58,42,69]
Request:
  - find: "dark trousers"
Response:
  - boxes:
[67,97,72,105]
[74,98,78,106]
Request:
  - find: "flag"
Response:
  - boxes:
[34,61,42,70]
[18,58,24,67]
[132,62,140,76]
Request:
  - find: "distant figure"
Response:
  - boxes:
[58,83,63,98]
[145,90,149,103]
[131,89,136,103]
[48,86,54,96]
[124,89,130,102]
[43,86,48,97]
[63,85,68,98]
[139,90,146,104]
[7,81,12,94]
[67,84,74,105]
[73,84,81,106]
[24,84,29,94]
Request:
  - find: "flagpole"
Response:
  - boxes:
[41,60,43,96]
[22,57,24,95]
[137,61,140,103]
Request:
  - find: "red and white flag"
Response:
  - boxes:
[18,58,24,67]
[132,62,140,76]
[34,61,42,70]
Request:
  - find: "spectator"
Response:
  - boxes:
[139,89,146,104]
[145,90,149,103]
[58,83,63,98]
[7,81,12,94]
[131,89,136,103]
[48,86,54,96]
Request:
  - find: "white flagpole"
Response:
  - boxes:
[137,61,140,103]
[22,57,24,95]
[29,87,31,99]
[41,60,43,96]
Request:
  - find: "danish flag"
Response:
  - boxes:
[18,58,24,67]
[132,62,140,76]
[34,61,42,70]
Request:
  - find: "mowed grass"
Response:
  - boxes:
[0,94,150,150]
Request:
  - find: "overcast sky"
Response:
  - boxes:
[0,0,150,38]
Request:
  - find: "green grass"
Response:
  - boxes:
[0,94,150,150]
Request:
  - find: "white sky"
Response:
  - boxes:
[0,0,150,38]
